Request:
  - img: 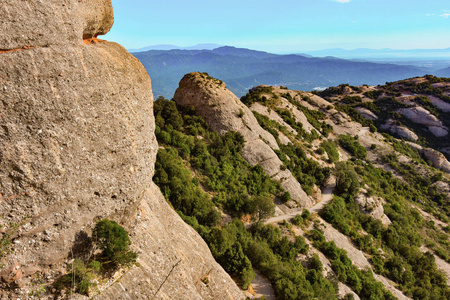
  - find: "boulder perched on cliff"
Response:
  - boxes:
[174,72,313,207]
[0,1,242,299]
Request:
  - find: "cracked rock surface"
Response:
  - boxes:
[0,1,243,299]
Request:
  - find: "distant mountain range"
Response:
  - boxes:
[436,67,450,77]
[128,43,223,53]
[132,46,450,99]
[304,47,450,60]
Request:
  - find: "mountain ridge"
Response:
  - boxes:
[128,43,223,53]
[133,46,432,99]
[153,73,450,300]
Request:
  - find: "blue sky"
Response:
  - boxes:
[105,0,450,53]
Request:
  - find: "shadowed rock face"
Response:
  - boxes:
[0,1,243,299]
[174,72,313,208]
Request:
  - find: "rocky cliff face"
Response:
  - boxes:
[0,1,242,299]
[173,72,313,208]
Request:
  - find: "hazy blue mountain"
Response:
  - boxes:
[305,48,450,60]
[133,46,432,99]
[436,67,450,77]
[129,43,222,53]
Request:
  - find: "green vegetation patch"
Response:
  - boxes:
[338,134,367,159]
[54,219,136,296]
[152,97,339,298]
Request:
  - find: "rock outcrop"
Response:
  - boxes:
[405,143,450,174]
[354,107,378,120]
[174,72,313,207]
[354,190,391,226]
[428,95,450,113]
[381,119,419,141]
[397,107,448,137]
[0,1,242,299]
[421,148,450,173]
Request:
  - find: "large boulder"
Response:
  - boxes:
[174,72,314,207]
[0,1,242,299]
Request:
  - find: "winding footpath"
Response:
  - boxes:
[255,174,411,300]
[265,176,336,225]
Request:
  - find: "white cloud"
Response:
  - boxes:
[441,13,450,18]
[332,0,351,3]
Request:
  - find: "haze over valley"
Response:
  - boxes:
[131,45,450,99]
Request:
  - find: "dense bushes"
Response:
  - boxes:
[153,97,339,298]
[248,223,336,300]
[334,162,360,196]
[277,143,331,194]
[320,140,339,163]
[308,229,394,300]
[154,148,221,227]
[339,134,367,159]
[152,91,450,300]
[240,86,277,106]
[321,160,450,299]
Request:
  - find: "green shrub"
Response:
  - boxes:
[280,191,291,203]
[301,209,311,220]
[320,140,339,163]
[54,259,96,295]
[291,214,303,226]
[335,162,360,196]
[339,135,367,159]
[93,219,137,266]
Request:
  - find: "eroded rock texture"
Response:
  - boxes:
[174,72,313,207]
[0,1,242,299]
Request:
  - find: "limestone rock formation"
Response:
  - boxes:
[421,148,450,173]
[354,189,391,226]
[381,119,419,141]
[0,1,242,299]
[397,106,448,137]
[278,97,316,133]
[98,183,244,300]
[174,72,314,207]
[405,143,450,174]
[428,95,450,113]
[354,107,378,120]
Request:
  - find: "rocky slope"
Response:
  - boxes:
[0,1,242,299]
[322,77,450,159]
[167,71,450,299]
[174,72,313,208]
